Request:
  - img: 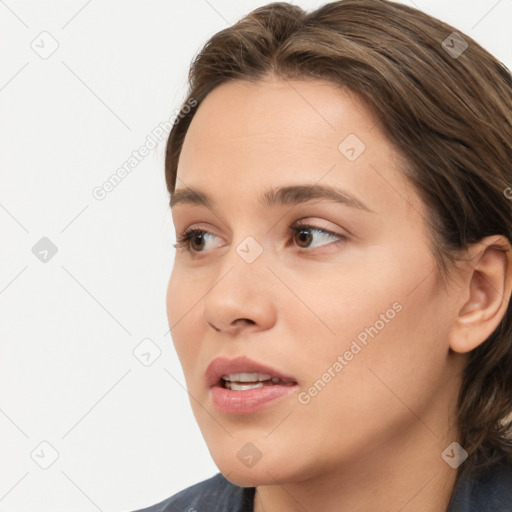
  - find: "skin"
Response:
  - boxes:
[166,74,512,512]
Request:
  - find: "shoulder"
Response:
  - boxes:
[129,472,255,512]
[449,457,512,511]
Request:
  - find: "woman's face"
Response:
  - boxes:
[167,75,463,485]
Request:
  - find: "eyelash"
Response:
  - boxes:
[173,221,346,255]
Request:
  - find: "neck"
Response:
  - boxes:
[253,421,461,512]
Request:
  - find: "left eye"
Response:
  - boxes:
[173,222,346,254]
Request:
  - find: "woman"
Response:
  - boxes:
[134,0,512,510]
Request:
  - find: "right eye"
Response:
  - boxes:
[174,228,223,254]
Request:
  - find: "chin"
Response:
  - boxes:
[212,448,304,488]
[218,465,280,487]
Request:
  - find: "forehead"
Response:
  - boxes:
[181,76,379,158]
[175,77,420,218]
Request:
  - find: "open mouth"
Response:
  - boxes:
[207,359,299,413]
[221,372,297,391]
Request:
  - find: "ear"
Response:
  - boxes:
[449,235,512,354]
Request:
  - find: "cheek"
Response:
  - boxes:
[314,238,442,363]
[296,249,448,413]
[166,268,204,372]
[304,269,447,424]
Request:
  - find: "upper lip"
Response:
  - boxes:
[206,356,298,388]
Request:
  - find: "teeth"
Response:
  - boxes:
[220,372,296,390]
[225,382,264,391]
[222,372,273,382]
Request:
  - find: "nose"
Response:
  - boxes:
[202,304,256,333]
[201,253,277,336]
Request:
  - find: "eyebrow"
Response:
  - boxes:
[170,183,374,213]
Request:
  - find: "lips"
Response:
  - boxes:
[205,356,298,389]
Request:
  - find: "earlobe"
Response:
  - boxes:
[449,235,512,354]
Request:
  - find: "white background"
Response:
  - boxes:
[0,0,511,511]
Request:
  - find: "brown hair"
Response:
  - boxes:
[165,0,512,480]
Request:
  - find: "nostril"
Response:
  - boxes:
[235,318,255,326]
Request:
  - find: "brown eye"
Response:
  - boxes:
[190,232,206,251]
[291,223,345,250]
[294,228,314,248]
[174,229,219,253]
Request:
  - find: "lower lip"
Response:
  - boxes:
[210,383,297,414]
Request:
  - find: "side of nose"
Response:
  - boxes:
[201,257,278,335]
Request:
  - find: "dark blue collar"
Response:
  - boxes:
[447,457,512,511]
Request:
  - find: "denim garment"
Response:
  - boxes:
[132,458,512,512]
